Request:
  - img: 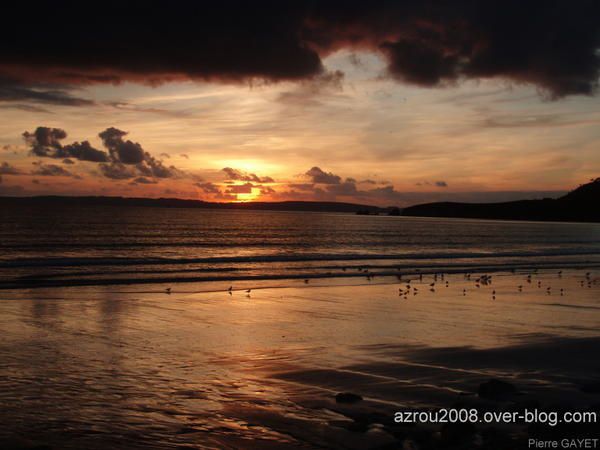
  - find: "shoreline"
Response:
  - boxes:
[2,263,600,291]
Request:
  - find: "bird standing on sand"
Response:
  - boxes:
[246,289,251,294]
[165,287,171,294]
[304,279,309,284]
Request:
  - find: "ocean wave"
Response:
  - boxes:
[0,261,600,290]
[2,249,600,268]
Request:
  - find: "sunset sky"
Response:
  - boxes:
[1,1,599,206]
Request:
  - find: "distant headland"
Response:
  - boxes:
[402,178,600,223]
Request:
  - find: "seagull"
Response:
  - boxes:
[228,286,233,291]
[246,289,252,293]
[165,287,172,294]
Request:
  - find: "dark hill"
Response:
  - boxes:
[402,178,600,223]
[0,196,388,214]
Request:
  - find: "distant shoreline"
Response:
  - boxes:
[0,195,390,214]
[1,177,599,222]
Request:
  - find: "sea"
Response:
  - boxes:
[1,204,600,291]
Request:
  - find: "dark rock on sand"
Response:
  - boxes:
[478,379,519,401]
[335,392,363,404]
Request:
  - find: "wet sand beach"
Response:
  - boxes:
[1,268,599,449]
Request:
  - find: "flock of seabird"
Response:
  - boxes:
[161,268,596,299]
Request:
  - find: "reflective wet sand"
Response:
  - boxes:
[1,269,599,449]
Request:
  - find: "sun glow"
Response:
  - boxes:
[234,188,261,202]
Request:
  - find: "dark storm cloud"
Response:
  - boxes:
[222,167,274,183]
[305,167,341,185]
[23,127,109,162]
[62,141,110,163]
[22,126,184,181]
[99,128,144,164]
[1,1,598,98]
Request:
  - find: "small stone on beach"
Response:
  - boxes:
[335,392,363,404]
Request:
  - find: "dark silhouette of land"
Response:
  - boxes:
[403,178,600,222]
[0,195,388,214]
[2,178,598,222]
